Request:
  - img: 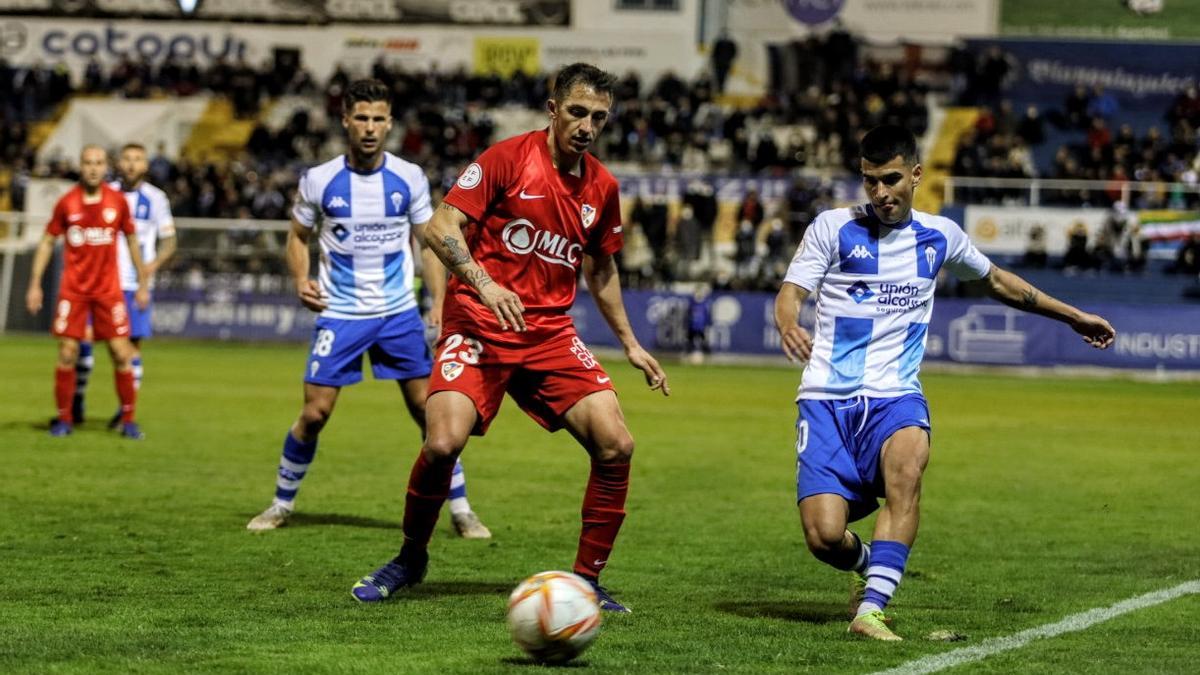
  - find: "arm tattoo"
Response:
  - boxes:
[440,235,471,267]
[465,268,493,290]
[1019,287,1039,309]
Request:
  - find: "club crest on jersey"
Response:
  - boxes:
[390,191,404,213]
[457,163,483,190]
[923,245,937,272]
[441,361,464,382]
[102,208,117,224]
[581,204,596,229]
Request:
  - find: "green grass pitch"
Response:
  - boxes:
[1,334,1198,673]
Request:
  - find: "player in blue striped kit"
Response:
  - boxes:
[775,125,1115,640]
[247,79,489,538]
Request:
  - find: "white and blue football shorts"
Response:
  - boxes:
[123,290,153,340]
[795,393,931,522]
[304,308,432,387]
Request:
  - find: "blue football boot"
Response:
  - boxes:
[351,550,428,603]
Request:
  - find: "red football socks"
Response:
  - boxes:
[574,460,631,579]
[54,366,76,423]
[402,451,455,550]
[115,368,137,423]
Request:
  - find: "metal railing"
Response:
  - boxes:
[943,176,1200,207]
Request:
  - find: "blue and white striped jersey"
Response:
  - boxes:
[293,153,434,319]
[784,204,992,400]
[111,181,175,291]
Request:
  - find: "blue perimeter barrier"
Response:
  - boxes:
[151,290,1200,371]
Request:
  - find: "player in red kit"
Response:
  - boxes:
[352,63,669,611]
[26,145,150,439]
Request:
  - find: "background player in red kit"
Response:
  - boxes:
[25,145,150,439]
[352,63,669,611]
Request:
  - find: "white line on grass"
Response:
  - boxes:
[872,580,1200,675]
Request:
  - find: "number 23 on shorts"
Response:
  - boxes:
[438,334,483,365]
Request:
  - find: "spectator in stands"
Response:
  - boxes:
[675,205,703,271]
[1087,86,1119,121]
[739,189,765,228]
[1168,232,1200,275]
[1062,85,1091,130]
[686,285,713,364]
[976,46,1014,106]
[1092,227,1117,272]
[1016,105,1045,146]
[711,33,738,94]
[1062,221,1094,272]
[1022,225,1048,269]
[734,219,757,283]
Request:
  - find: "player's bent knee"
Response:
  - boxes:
[422,434,465,463]
[593,433,634,463]
[803,522,845,557]
[299,404,332,434]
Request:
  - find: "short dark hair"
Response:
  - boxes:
[121,142,146,154]
[860,124,919,166]
[343,79,391,114]
[551,63,617,102]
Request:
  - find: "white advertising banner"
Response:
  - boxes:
[35,97,210,167]
[0,17,700,85]
[962,206,1110,256]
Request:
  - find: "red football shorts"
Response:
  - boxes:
[428,327,615,435]
[51,293,130,340]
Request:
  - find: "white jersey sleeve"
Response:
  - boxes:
[154,188,176,239]
[941,216,991,280]
[407,170,433,225]
[783,215,836,292]
[292,170,322,228]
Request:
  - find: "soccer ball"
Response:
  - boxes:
[506,571,602,664]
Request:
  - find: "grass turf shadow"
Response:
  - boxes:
[713,600,848,624]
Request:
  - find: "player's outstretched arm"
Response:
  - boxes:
[984,265,1116,349]
[423,202,525,332]
[774,282,813,362]
[412,219,446,334]
[583,253,669,396]
[125,231,150,310]
[286,218,326,312]
[25,233,57,314]
[151,234,177,278]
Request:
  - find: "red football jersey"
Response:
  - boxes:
[45,184,134,298]
[442,129,624,344]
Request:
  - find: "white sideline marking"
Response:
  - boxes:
[872,580,1200,675]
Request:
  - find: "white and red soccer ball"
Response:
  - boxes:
[506,571,602,664]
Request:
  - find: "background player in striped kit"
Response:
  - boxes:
[247,80,489,538]
[775,124,1116,640]
[70,143,176,428]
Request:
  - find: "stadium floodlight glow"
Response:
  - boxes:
[177,0,199,14]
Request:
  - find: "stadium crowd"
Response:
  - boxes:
[4,34,1198,293]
